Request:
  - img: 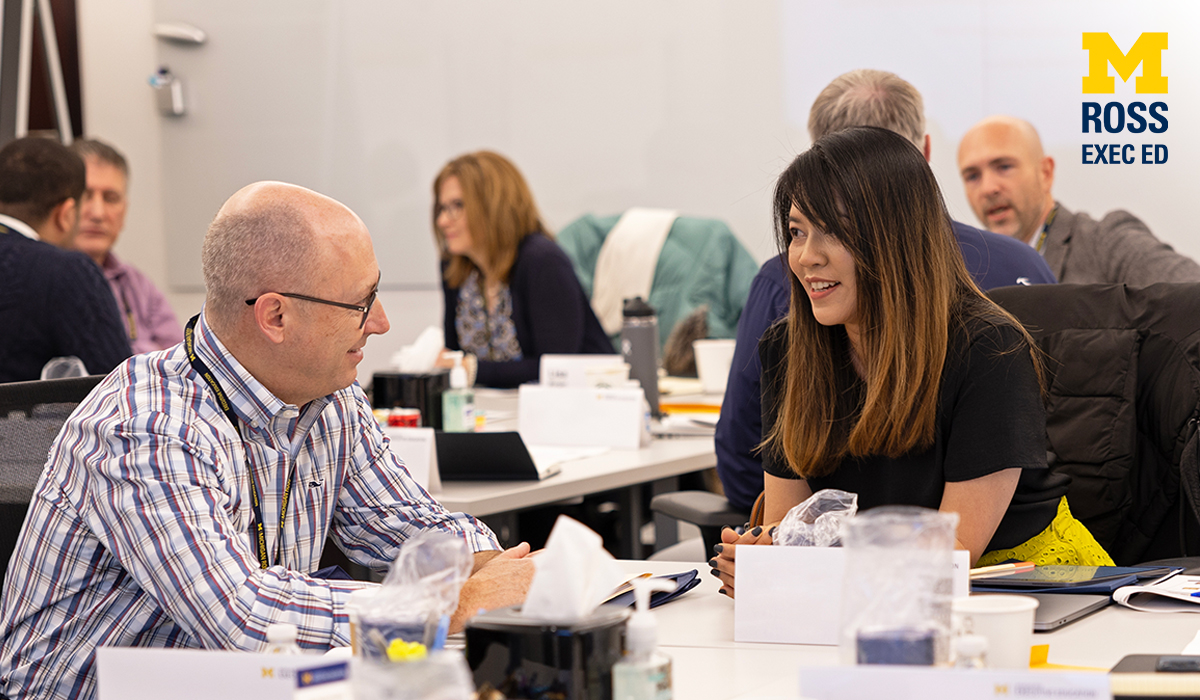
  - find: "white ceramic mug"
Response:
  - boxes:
[951,594,1039,669]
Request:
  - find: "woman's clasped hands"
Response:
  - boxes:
[708,522,778,599]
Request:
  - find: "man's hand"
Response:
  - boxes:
[452,543,535,632]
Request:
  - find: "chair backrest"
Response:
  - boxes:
[990,283,1200,564]
[0,375,104,591]
[557,212,760,350]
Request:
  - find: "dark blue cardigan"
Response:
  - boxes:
[443,233,612,388]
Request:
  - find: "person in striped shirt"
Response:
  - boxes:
[0,182,533,700]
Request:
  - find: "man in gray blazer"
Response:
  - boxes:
[957,115,1200,285]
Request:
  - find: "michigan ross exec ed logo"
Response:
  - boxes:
[1081,32,1168,165]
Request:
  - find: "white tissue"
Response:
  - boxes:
[521,516,626,622]
[391,326,445,373]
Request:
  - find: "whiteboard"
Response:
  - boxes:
[153,0,1200,294]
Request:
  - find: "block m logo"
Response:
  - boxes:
[1083,32,1168,93]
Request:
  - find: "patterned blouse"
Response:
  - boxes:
[455,270,524,361]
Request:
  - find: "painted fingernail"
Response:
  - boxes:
[719,588,729,597]
[710,568,721,578]
[713,543,724,554]
[708,558,718,568]
[751,526,762,537]
[769,526,777,538]
[735,526,745,535]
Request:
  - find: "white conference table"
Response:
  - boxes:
[430,389,718,558]
[625,560,1200,700]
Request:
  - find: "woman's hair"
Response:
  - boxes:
[765,126,1039,478]
[432,150,548,287]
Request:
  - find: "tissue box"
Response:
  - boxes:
[518,385,649,449]
[464,605,628,700]
[372,371,449,430]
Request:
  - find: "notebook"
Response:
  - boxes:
[434,431,560,481]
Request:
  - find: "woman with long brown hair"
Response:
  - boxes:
[712,127,1110,597]
[434,151,610,387]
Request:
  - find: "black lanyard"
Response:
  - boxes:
[1033,205,1059,256]
[185,315,293,569]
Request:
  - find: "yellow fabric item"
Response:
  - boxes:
[976,497,1114,567]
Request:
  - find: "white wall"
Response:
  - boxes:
[77,0,1200,386]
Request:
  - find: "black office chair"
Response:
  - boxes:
[650,491,757,559]
[0,375,105,591]
[990,283,1200,565]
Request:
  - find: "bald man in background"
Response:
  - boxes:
[958,115,1200,285]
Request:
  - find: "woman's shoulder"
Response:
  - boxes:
[946,307,1036,384]
[511,231,575,278]
[757,318,789,366]
[956,312,1028,354]
[516,231,562,258]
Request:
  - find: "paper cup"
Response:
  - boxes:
[693,339,736,394]
[952,594,1039,669]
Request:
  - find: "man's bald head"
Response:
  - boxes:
[957,115,1056,244]
[960,115,1046,164]
[201,182,367,331]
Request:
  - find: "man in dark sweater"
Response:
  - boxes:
[0,137,130,382]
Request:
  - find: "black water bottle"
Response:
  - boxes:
[621,297,660,417]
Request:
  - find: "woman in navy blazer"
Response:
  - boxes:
[433,151,610,388]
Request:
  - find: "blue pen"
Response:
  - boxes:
[432,614,450,650]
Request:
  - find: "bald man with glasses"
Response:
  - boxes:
[0,182,533,700]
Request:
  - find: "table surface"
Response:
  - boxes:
[431,389,716,516]
[623,560,1200,700]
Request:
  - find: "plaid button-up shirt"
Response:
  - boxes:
[0,312,498,699]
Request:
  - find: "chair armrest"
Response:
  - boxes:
[650,491,747,528]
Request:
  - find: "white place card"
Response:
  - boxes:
[294,661,352,700]
[538,354,626,387]
[797,665,1111,700]
[518,385,649,449]
[382,426,440,493]
[735,546,969,645]
[96,647,319,700]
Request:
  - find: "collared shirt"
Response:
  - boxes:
[0,312,499,700]
[0,212,40,240]
[101,252,184,354]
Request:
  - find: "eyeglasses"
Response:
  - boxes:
[245,275,380,329]
[436,199,465,220]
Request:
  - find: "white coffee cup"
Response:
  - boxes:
[693,338,736,394]
[951,594,1039,669]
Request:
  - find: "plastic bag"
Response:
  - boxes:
[351,651,476,700]
[353,531,472,661]
[838,506,959,666]
[773,488,859,547]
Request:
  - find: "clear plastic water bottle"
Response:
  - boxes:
[952,633,988,669]
[264,622,303,654]
[621,297,660,418]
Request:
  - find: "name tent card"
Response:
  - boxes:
[797,665,1111,700]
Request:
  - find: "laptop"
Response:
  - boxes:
[434,431,560,481]
[1030,593,1111,632]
